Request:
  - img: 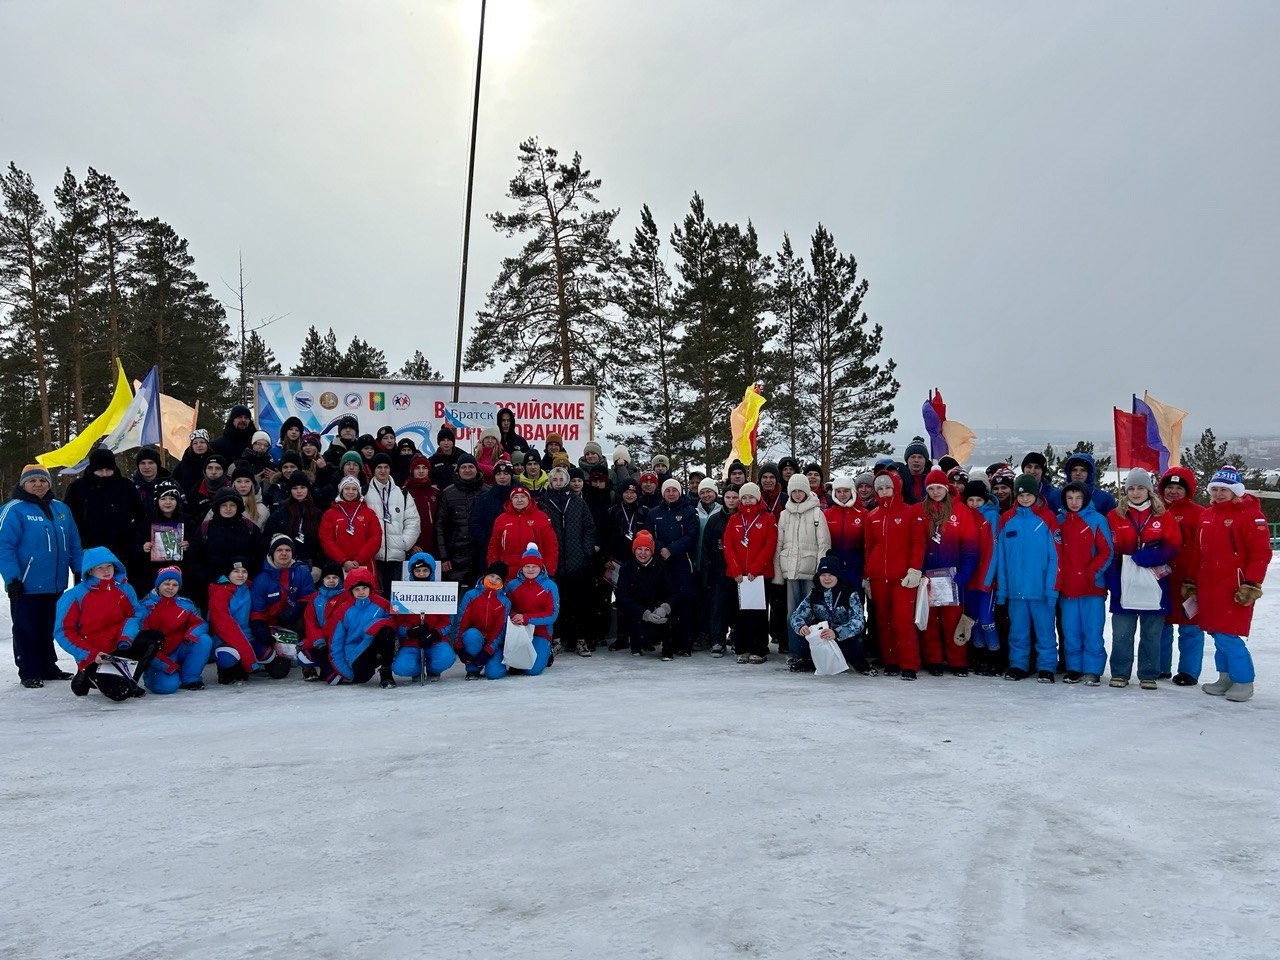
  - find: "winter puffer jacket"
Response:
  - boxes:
[0,487,83,595]
[318,499,383,567]
[1161,468,1205,626]
[1056,503,1113,599]
[789,585,864,642]
[724,501,778,581]
[452,583,511,653]
[65,454,146,563]
[921,499,980,593]
[207,579,256,668]
[435,474,485,580]
[616,557,671,624]
[503,568,560,641]
[54,547,145,669]
[1062,453,1117,515]
[1194,494,1271,636]
[328,577,394,681]
[194,498,266,586]
[1106,501,1182,616]
[700,507,736,586]
[646,494,699,595]
[140,592,209,670]
[865,472,925,581]
[606,501,649,564]
[250,558,317,624]
[995,506,1060,603]
[824,498,867,587]
[774,493,833,584]
[540,489,594,578]
[364,478,421,564]
[488,496,560,577]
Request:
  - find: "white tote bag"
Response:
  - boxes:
[809,636,849,676]
[1119,555,1163,611]
[914,582,930,631]
[502,619,538,670]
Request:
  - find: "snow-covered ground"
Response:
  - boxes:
[2,574,1278,960]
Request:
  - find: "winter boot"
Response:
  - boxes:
[900,669,917,681]
[1063,671,1083,684]
[464,670,482,680]
[1224,682,1254,702]
[1158,672,1173,680]
[883,665,901,677]
[1082,673,1101,686]
[179,679,205,691]
[1037,670,1056,684]
[301,666,320,681]
[1172,672,1197,686]
[1003,667,1028,681]
[711,643,725,658]
[70,670,91,697]
[926,663,944,677]
[1109,676,1129,688]
[576,640,593,658]
[748,655,767,665]
[1201,672,1233,696]
[21,677,43,689]
[1139,678,1158,691]
[853,659,876,675]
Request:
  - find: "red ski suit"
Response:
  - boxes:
[723,502,779,580]
[865,472,926,671]
[318,499,383,567]
[487,498,560,577]
[1195,495,1271,636]
[1161,469,1205,626]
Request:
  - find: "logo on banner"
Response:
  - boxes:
[393,393,411,411]
[369,392,386,412]
[295,391,314,410]
[344,392,362,409]
[320,392,339,410]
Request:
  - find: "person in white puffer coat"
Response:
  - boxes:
[774,473,832,666]
[365,454,421,596]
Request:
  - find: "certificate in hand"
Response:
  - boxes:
[737,576,767,610]
[151,522,184,562]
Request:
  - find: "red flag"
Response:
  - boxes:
[1113,408,1160,472]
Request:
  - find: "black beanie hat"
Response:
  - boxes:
[778,456,801,474]
[376,425,396,440]
[568,467,586,481]
[321,561,343,581]
[337,415,359,433]
[437,426,456,444]
[135,447,162,467]
[1014,473,1040,499]
[89,447,118,473]
[904,439,929,460]
[204,453,229,470]
[371,452,393,468]
[229,404,252,420]
[357,434,376,451]
[229,462,257,483]
[280,450,303,468]
[962,480,989,502]
[485,560,509,580]
[288,472,312,490]
[757,462,780,481]
[815,550,842,581]
[1021,451,1048,471]
[938,455,959,473]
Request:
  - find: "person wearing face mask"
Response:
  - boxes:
[0,464,84,687]
[1105,468,1182,691]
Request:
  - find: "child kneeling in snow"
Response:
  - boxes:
[209,558,261,683]
[248,534,317,679]
[615,530,673,657]
[452,562,511,680]
[790,552,869,674]
[55,547,156,702]
[299,562,345,680]
[326,567,397,687]
[140,567,212,693]
[502,544,559,676]
[391,552,456,682]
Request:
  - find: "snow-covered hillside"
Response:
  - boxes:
[2,574,1276,960]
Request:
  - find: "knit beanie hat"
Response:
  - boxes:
[545,432,564,448]
[612,445,630,464]
[831,475,855,492]
[632,530,655,555]
[551,452,573,469]
[873,473,896,493]
[787,473,810,495]
[481,426,500,443]
[727,460,747,476]
[661,478,683,496]
[815,551,842,581]
[583,441,603,457]
[288,472,313,491]
[757,462,781,482]
[397,437,417,452]
[588,463,609,478]
[455,452,478,469]
[738,481,762,501]
[520,542,544,567]
[340,450,364,471]
[904,440,929,460]
[229,404,252,420]
[437,426,456,443]
[803,462,824,478]
[1014,474,1040,499]
[1124,468,1155,495]
[376,425,396,440]
[321,561,344,581]
[698,477,719,495]
[269,533,295,557]
[135,447,162,466]
[1021,451,1048,471]
[991,468,1017,488]
[251,431,271,447]
[302,432,322,449]
[19,464,51,486]
[229,462,257,483]
[89,447,118,473]
[337,476,362,496]
[568,467,586,482]
[937,455,959,473]
[962,480,989,502]
[189,428,211,443]
[638,472,658,486]
[924,468,950,490]
[154,566,183,588]
[651,454,670,470]
[371,452,393,468]
[779,456,801,474]
[337,415,359,433]
[523,451,541,465]
[280,450,303,469]
[509,485,531,504]
[1208,464,1245,498]
[854,471,874,488]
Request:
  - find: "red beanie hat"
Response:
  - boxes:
[924,468,950,490]
[632,530,655,555]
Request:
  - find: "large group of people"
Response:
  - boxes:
[0,410,1268,705]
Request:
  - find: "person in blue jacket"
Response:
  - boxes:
[0,464,84,687]
[1061,452,1118,516]
[390,552,457,681]
[995,474,1061,682]
[139,568,213,694]
[1020,452,1062,512]
[249,534,316,678]
[645,479,699,657]
[326,566,397,686]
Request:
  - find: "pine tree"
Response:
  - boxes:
[84,168,138,367]
[337,336,388,379]
[1041,443,1059,476]
[0,163,56,447]
[395,349,444,381]
[1182,428,1249,503]
[767,233,812,460]
[718,220,777,401]
[608,204,690,459]
[465,137,621,389]
[290,325,343,377]
[49,168,105,436]
[803,224,898,469]
[241,331,281,388]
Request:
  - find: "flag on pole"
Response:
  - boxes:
[156,394,199,460]
[100,366,162,456]
[36,360,134,469]
[723,384,767,477]
[1141,392,1188,468]
[922,388,978,464]
[1113,407,1161,472]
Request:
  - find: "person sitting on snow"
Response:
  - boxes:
[248,534,317,678]
[451,561,511,680]
[55,547,155,702]
[140,566,212,694]
[325,566,397,688]
[502,543,559,676]
[209,557,260,684]
[300,561,346,681]
[390,552,457,683]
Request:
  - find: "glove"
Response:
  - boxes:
[1180,581,1197,601]
[1234,582,1263,606]
[642,608,667,624]
[901,569,922,589]
[953,614,974,647]
[5,580,24,597]
[655,603,672,619]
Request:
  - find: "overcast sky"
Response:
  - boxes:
[4,0,1277,439]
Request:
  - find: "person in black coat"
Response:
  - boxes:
[323,415,360,465]
[173,429,213,494]
[435,454,484,587]
[192,488,265,609]
[615,530,672,656]
[185,454,231,526]
[132,446,172,517]
[582,465,614,648]
[263,475,325,575]
[392,437,417,488]
[496,407,530,459]
[429,427,462,493]
[65,447,146,568]
[470,460,514,560]
[130,479,192,597]
[700,484,740,655]
[212,404,257,462]
[541,468,596,654]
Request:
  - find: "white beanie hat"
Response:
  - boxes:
[831,475,855,491]
[612,445,630,464]
[738,482,762,501]
[787,473,810,495]
[698,477,719,494]
[661,478,683,496]
[252,430,271,446]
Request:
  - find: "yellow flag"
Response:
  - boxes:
[37,361,134,468]
[721,385,767,477]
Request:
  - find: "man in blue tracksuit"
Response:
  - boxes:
[995,475,1061,682]
[0,465,84,687]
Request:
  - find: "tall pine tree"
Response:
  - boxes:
[465,138,621,389]
[396,349,444,381]
[84,168,138,367]
[337,336,388,379]
[290,326,342,377]
[767,233,812,461]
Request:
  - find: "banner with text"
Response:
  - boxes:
[390,580,460,616]
[254,378,595,459]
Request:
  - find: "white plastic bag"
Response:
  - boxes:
[1120,555,1163,611]
[914,582,930,631]
[502,619,537,670]
[809,637,849,676]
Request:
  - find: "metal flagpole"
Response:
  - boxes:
[452,0,487,403]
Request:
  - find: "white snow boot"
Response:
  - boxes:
[1224,682,1254,703]
[1202,672,1233,696]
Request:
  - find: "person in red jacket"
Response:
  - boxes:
[919,469,979,677]
[451,562,511,679]
[319,477,383,572]
[864,470,926,679]
[1158,468,1206,684]
[139,567,212,694]
[503,543,559,676]
[402,454,440,557]
[724,482,779,664]
[1056,482,1113,685]
[961,481,1000,674]
[1191,466,1270,703]
[487,485,559,576]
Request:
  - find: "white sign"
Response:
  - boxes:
[390,580,460,616]
[255,377,596,459]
